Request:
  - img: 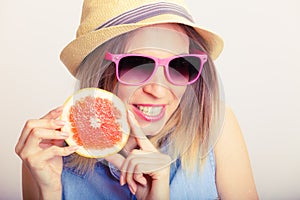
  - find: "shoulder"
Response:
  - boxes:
[215,106,244,154]
[214,106,258,199]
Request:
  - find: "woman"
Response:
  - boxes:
[15,0,258,199]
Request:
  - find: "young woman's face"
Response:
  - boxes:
[116,24,189,135]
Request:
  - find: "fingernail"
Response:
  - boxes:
[120,174,125,186]
[129,185,136,195]
[127,110,135,119]
[68,145,79,151]
[140,177,147,186]
[55,120,66,126]
[55,106,64,112]
[127,110,138,124]
[60,132,69,137]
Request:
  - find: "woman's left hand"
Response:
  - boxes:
[106,111,172,200]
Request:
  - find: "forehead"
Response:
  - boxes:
[125,24,190,54]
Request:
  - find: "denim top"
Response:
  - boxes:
[61,150,219,199]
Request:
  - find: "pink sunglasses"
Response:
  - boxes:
[105,51,207,86]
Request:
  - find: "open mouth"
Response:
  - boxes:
[133,104,166,121]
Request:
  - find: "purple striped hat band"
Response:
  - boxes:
[95,2,194,30]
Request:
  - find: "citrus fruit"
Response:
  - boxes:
[60,87,129,158]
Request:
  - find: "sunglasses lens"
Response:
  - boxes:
[169,56,201,84]
[118,56,155,84]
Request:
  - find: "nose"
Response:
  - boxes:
[142,83,169,98]
[142,67,170,98]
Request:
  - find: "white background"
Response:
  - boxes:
[1,0,299,199]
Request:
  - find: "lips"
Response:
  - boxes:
[133,104,166,121]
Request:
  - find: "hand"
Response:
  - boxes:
[106,111,172,200]
[15,106,78,198]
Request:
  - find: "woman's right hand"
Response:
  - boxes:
[106,111,172,200]
[15,106,78,199]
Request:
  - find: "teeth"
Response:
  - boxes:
[137,106,163,116]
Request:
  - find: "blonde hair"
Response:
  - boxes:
[65,24,222,174]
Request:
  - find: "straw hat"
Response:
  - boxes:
[60,0,224,77]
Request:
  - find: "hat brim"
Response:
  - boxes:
[60,14,224,77]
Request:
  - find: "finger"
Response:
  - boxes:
[17,106,64,152]
[124,150,172,173]
[127,110,157,152]
[128,181,137,195]
[49,139,66,147]
[40,139,66,149]
[125,171,137,194]
[120,151,147,191]
[119,152,134,188]
[133,171,147,186]
[122,156,147,194]
[17,127,69,157]
[45,145,79,158]
[41,106,64,119]
[31,128,69,145]
[31,145,79,165]
[25,145,78,168]
[16,119,67,154]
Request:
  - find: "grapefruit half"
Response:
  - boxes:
[60,88,129,158]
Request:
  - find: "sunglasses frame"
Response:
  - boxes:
[105,51,208,86]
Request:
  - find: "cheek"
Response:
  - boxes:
[115,83,141,106]
[166,86,186,114]
[171,85,186,102]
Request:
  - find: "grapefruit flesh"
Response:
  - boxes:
[61,88,129,158]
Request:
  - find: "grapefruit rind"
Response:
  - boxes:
[60,88,130,158]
